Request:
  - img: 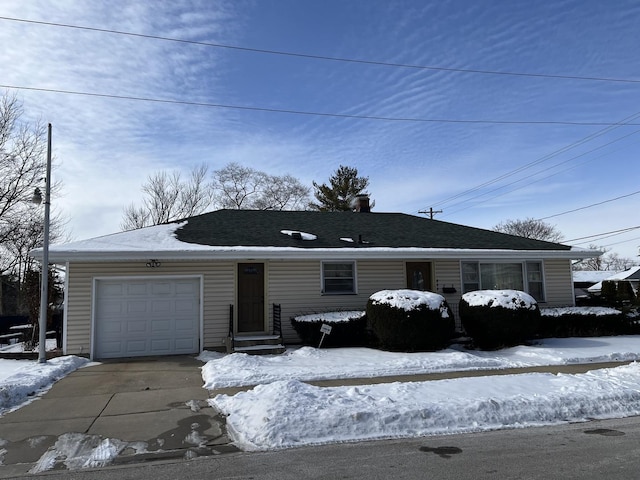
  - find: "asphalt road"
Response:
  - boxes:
[17,415,640,480]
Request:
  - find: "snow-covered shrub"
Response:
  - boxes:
[459,290,541,349]
[366,289,454,352]
[290,311,368,347]
[539,306,627,337]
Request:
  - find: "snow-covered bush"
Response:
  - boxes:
[290,311,368,347]
[459,290,541,350]
[366,289,454,352]
[539,306,628,338]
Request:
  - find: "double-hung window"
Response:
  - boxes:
[322,261,356,294]
[461,261,545,301]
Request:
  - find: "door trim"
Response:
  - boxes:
[235,262,267,334]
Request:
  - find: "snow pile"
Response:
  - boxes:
[30,433,146,473]
[0,356,89,415]
[293,311,365,323]
[210,363,640,451]
[369,289,447,312]
[462,289,537,309]
[541,306,621,317]
[280,230,317,241]
[201,337,640,389]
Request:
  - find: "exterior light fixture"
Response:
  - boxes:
[146,259,161,268]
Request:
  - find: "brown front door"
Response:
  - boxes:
[406,262,433,291]
[237,263,265,333]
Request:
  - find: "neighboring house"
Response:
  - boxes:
[587,266,640,296]
[572,270,620,303]
[33,205,600,360]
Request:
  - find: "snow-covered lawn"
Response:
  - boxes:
[203,336,640,451]
[200,336,640,389]
[0,355,89,416]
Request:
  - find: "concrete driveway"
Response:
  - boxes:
[0,356,237,477]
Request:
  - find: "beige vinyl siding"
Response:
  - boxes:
[65,261,235,356]
[542,259,574,306]
[268,259,405,343]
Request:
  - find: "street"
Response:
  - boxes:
[17,415,640,480]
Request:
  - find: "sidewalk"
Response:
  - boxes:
[0,356,238,478]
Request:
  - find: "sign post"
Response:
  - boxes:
[318,324,332,348]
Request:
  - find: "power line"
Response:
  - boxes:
[440,128,640,217]
[564,225,640,243]
[4,84,640,126]
[2,15,640,85]
[538,189,640,221]
[433,112,640,212]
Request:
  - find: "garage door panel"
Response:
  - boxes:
[126,320,148,334]
[175,337,197,350]
[151,319,171,332]
[125,340,148,354]
[151,282,172,295]
[126,283,149,295]
[95,278,200,359]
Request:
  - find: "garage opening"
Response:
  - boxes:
[94,277,201,359]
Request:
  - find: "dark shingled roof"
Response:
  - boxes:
[173,210,571,251]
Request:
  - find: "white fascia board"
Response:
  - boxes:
[43,247,603,263]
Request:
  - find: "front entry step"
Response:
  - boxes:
[228,334,285,355]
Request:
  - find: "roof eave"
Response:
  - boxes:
[38,247,603,263]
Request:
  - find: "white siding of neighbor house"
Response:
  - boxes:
[65,261,235,356]
[64,257,576,355]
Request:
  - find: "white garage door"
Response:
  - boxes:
[94,277,200,359]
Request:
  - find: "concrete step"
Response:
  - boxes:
[233,344,286,355]
[230,334,285,355]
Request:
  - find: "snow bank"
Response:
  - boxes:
[0,356,89,415]
[369,289,447,312]
[201,337,640,390]
[462,289,537,309]
[210,363,640,451]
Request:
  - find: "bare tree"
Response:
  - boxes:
[493,218,563,242]
[572,244,637,271]
[123,162,311,229]
[212,162,310,210]
[212,163,268,209]
[0,92,47,246]
[121,164,213,230]
[251,174,310,210]
[0,91,66,285]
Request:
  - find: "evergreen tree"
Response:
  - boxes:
[309,165,371,211]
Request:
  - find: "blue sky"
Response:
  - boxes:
[1,0,639,260]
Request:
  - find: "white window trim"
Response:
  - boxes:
[459,260,546,302]
[321,260,358,295]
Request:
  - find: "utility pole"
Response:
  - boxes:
[419,207,442,219]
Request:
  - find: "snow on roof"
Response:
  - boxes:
[587,266,640,293]
[280,230,317,241]
[572,271,620,284]
[369,289,447,313]
[34,220,602,263]
[461,290,538,310]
